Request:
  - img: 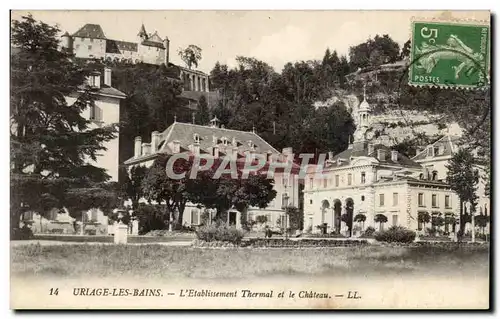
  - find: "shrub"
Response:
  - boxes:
[196,223,244,244]
[364,226,376,236]
[374,226,416,243]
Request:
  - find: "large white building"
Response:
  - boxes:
[124,117,301,230]
[303,90,489,237]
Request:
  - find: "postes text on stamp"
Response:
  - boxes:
[409,19,490,89]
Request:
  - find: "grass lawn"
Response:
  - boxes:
[11,244,489,281]
[32,233,196,243]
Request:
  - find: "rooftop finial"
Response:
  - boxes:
[363,83,367,101]
[174,114,177,123]
[252,125,256,134]
[192,112,195,124]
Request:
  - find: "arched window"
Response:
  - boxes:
[432,171,438,180]
[419,173,424,180]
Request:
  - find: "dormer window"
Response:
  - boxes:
[337,158,342,166]
[248,140,255,150]
[221,137,228,146]
[427,146,434,157]
[193,133,200,144]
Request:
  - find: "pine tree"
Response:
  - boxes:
[10,15,119,235]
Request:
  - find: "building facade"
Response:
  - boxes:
[124,117,300,230]
[302,90,484,237]
[61,23,169,66]
[65,68,127,182]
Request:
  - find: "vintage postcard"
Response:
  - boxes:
[10,10,491,310]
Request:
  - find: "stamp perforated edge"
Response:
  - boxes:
[407,13,491,90]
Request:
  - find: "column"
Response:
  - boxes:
[205,76,209,92]
[194,75,199,91]
[131,219,139,235]
[236,211,241,229]
[190,75,194,91]
[341,205,348,235]
[114,220,128,244]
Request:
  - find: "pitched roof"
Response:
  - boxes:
[72,24,106,39]
[106,40,138,53]
[148,31,163,43]
[412,134,461,161]
[124,122,281,165]
[141,40,165,49]
[329,141,421,169]
[97,86,127,99]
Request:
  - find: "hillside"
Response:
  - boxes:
[313,60,469,157]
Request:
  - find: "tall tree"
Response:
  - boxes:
[446,148,479,239]
[197,95,210,125]
[119,165,149,209]
[10,15,118,234]
[178,45,202,69]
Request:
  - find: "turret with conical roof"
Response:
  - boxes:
[137,23,148,40]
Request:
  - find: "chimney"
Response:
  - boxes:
[368,143,375,155]
[391,150,398,162]
[377,149,386,161]
[328,151,334,160]
[134,136,142,158]
[172,140,180,153]
[282,147,292,156]
[104,67,112,87]
[151,131,160,153]
[232,146,239,160]
[142,143,151,156]
[165,38,170,65]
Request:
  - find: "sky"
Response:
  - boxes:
[11,10,490,74]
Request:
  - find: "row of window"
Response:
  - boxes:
[310,172,367,189]
[418,193,452,208]
[378,193,399,207]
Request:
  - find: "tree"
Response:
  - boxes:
[446,148,479,239]
[10,15,118,235]
[178,45,202,69]
[286,206,303,231]
[119,165,149,209]
[354,213,366,230]
[431,214,445,234]
[348,34,400,70]
[197,95,210,125]
[400,39,411,60]
[141,154,191,230]
[474,214,489,235]
[418,211,431,231]
[374,214,388,231]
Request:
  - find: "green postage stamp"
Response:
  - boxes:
[409,18,490,89]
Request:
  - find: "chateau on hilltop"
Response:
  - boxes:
[61,23,210,93]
